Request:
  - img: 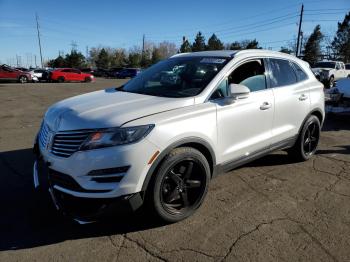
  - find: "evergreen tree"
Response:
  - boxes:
[95,48,110,68]
[245,39,260,49]
[151,47,162,64]
[192,32,206,52]
[331,12,350,62]
[47,55,65,68]
[180,39,192,53]
[303,25,323,66]
[65,50,86,68]
[280,46,293,54]
[207,34,224,50]
[228,41,242,50]
[128,52,142,68]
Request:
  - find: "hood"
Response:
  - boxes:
[44,88,194,131]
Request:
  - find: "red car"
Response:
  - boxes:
[50,68,94,83]
[0,64,32,83]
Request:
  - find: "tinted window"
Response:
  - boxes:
[61,69,71,73]
[292,62,308,82]
[346,64,350,70]
[269,59,297,87]
[313,62,335,68]
[229,59,267,92]
[71,69,80,74]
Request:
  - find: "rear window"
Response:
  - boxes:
[292,62,308,82]
[269,59,297,87]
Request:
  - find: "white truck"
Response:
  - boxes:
[312,61,348,88]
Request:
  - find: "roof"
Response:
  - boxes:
[172,50,239,58]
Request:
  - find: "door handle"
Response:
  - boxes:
[260,102,272,110]
[299,94,308,101]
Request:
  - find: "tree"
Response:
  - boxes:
[157,41,177,58]
[207,34,224,50]
[112,48,127,67]
[280,46,293,54]
[192,31,206,52]
[95,48,110,68]
[151,47,162,64]
[303,25,323,66]
[180,39,192,53]
[47,55,65,68]
[228,41,242,50]
[245,39,260,49]
[65,50,86,68]
[331,12,350,62]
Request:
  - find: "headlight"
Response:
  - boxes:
[80,124,154,150]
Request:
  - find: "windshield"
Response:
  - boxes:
[120,56,230,98]
[313,62,336,68]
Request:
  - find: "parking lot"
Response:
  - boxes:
[0,78,349,261]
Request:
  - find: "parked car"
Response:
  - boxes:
[29,69,46,82]
[107,67,124,78]
[34,50,324,224]
[93,68,109,77]
[116,68,141,78]
[345,63,350,77]
[312,61,348,88]
[326,78,350,105]
[15,67,29,72]
[0,64,32,83]
[49,68,94,82]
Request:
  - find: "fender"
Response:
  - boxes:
[141,137,216,192]
[297,107,324,136]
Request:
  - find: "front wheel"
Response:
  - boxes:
[84,77,92,82]
[328,76,335,88]
[18,75,28,83]
[288,115,321,161]
[147,147,210,223]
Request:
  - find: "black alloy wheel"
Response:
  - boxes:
[149,147,210,223]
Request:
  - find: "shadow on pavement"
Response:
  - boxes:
[0,148,163,251]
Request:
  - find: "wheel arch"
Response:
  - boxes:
[297,108,324,136]
[141,137,216,192]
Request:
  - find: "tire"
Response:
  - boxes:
[18,75,28,83]
[328,76,335,88]
[147,147,210,223]
[84,77,91,82]
[57,77,65,83]
[288,115,321,161]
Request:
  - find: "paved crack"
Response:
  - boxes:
[299,225,339,262]
[163,248,223,259]
[124,235,168,262]
[220,217,290,261]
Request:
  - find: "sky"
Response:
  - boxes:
[0,0,349,67]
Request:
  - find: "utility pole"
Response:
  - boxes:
[35,13,43,68]
[142,34,145,55]
[16,55,19,67]
[296,4,304,57]
[34,55,37,68]
[299,31,304,57]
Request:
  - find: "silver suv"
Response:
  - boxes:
[34,50,325,223]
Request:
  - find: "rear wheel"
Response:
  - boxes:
[84,77,91,82]
[147,147,210,223]
[328,76,335,88]
[18,75,28,83]
[57,76,65,83]
[288,115,320,161]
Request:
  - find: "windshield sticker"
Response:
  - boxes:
[200,58,226,64]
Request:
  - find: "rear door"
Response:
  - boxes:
[268,58,311,144]
[0,67,18,80]
[71,69,82,81]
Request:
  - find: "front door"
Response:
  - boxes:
[212,58,274,163]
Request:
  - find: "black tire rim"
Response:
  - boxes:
[329,78,334,88]
[303,121,320,156]
[160,159,206,215]
[20,76,27,83]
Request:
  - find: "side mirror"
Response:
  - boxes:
[230,83,250,99]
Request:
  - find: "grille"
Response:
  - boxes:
[51,130,92,158]
[38,121,51,149]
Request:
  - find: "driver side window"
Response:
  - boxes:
[210,59,267,100]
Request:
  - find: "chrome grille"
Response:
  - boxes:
[51,130,92,158]
[38,122,51,149]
